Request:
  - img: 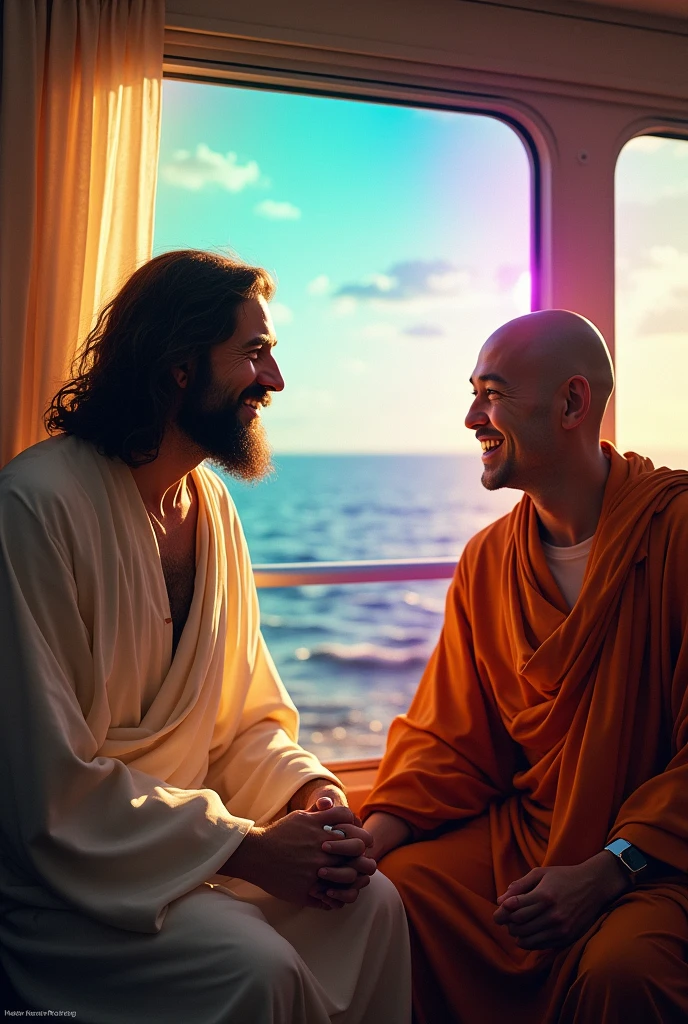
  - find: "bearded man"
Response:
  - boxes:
[361,309,688,1024]
[0,250,410,1024]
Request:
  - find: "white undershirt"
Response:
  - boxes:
[541,534,594,609]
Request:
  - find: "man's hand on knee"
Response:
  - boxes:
[492,852,631,950]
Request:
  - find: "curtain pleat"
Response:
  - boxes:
[0,0,164,466]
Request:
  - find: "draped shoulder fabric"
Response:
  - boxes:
[0,0,164,466]
[362,443,688,1022]
[0,436,339,935]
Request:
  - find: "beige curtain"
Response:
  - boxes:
[0,0,164,467]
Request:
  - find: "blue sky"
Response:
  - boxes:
[154,80,532,453]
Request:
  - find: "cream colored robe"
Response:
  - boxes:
[0,435,342,934]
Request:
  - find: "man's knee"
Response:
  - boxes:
[354,867,407,943]
[579,944,639,993]
[224,927,303,1010]
[576,930,669,1002]
[163,889,306,1016]
[366,865,405,913]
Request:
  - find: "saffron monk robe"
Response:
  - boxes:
[361,309,688,1024]
[0,251,410,1024]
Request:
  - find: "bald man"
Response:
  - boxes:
[360,310,688,1023]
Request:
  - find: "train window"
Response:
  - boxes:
[155,79,530,758]
[615,134,688,469]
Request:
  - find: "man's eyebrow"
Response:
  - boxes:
[246,334,277,347]
[469,373,509,386]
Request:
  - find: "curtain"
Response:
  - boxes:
[0,0,165,467]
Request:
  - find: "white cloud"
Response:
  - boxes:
[307,274,330,296]
[426,270,471,293]
[332,296,358,317]
[270,302,293,325]
[337,260,463,303]
[368,273,396,292]
[161,144,260,191]
[328,260,531,341]
[255,199,301,220]
[365,288,506,317]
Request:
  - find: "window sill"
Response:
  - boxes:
[324,757,380,816]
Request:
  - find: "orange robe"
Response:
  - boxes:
[361,444,688,1023]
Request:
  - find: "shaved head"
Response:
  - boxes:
[481,310,614,417]
[467,310,614,495]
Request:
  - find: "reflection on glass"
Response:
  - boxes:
[616,135,688,469]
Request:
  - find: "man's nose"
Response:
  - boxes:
[258,351,285,392]
[465,399,489,431]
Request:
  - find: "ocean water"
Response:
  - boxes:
[221,455,520,761]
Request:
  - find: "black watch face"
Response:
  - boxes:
[622,846,647,872]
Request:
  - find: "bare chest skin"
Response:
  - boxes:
[150,498,199,657]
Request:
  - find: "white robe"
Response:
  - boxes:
[0,436,411,1022]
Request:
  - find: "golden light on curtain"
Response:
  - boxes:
[0,0,164,467]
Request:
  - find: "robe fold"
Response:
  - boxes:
[362,443,688,1022]
[0,436,340,936]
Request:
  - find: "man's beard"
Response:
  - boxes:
[177,358,274,482]
[481,443,516,491]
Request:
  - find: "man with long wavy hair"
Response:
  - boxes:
[0,250,410,1023]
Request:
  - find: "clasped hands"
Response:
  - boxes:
[227,782,375,911]
[492,851,631,950]
[307,794,376,910]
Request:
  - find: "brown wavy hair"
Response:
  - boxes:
[45,250,275,466]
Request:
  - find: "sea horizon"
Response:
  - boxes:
[219,453,519,760]
[217,447,688,760]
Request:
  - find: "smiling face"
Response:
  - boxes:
[464,310,615,495]
[466,335,560,492]
[176,295,285,480]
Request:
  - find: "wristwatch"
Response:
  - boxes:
[604,838,648,878]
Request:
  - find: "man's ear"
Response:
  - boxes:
[561,375,591,430]
[172,362,190,389]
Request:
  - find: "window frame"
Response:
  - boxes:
[160,61,544,301]
[157,49,688,770]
